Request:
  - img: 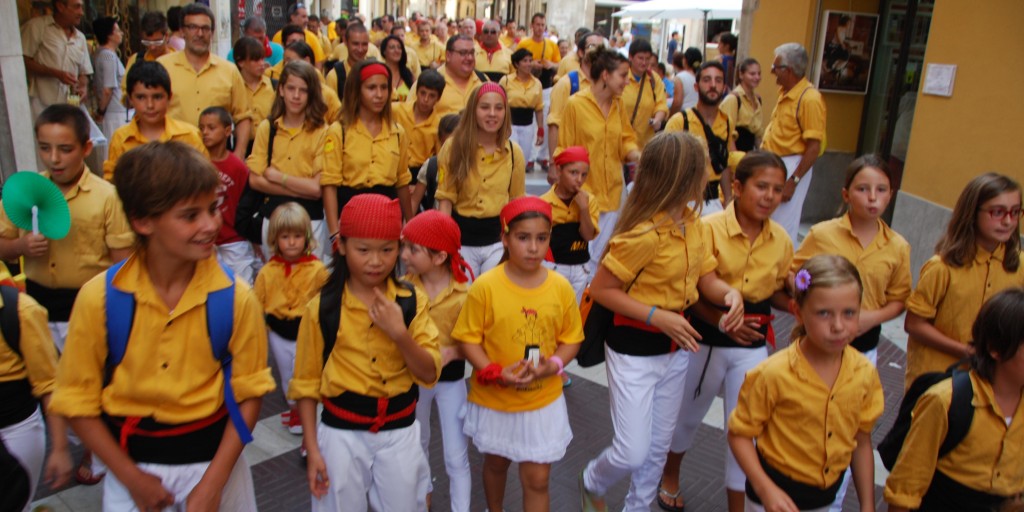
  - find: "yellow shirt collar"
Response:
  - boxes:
[723,201,774,243]
[111,252,233,317]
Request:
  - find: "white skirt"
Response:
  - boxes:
[462,394,572,463]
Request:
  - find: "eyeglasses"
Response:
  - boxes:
[979,206,1022,221]
[482,29,498,34]
[450,49,475,57]
[140,37,167,47]
[771,64,789,72]
[183,24,213,33]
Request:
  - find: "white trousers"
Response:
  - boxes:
[701,198,725,217]
[216,241,259,285]
[103,454,255,511]
[261,217,330,264]
[1,407,45,512]
[268,330,297,405]
[314,422,429,512]
[583,346,689,512]
[416,380,471,512]
[586,211,620,275]
[670,345,767,490]
[771,155,814,243]
[462,242,503,281]
[544,261,590,304]
[746,496,830,512]
[534,88,552,163]
[512,124,537,166]
[828,347,877,512]
[48,321,69,354]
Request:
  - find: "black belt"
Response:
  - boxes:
[439,359,467,382]
[25,280,78,322]
[918,470,1008,512]
[693,300,771,349]
[266,315,301,340]
[103,410,227,464]
[336,185,398,216]
[510,107,535,126]
[851,325,882,353]
[0,379,36,428]
[452,213,501,246]
[321,387,418,432]
[745,451,843,510]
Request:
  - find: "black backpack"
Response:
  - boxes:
[318,280,418,367]
[234,123,279,244]
[877,363,974,471]
[0,285,21,358]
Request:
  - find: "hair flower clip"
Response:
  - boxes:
[794,269,812,291]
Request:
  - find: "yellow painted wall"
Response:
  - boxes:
[901,0,1024,209]
[745,0,879,153]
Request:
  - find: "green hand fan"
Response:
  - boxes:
[2,171,71,240]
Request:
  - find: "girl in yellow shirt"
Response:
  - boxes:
[253,203,328,437]
[580,132,744,511]
[436,83,527,278]
[292,194,440,511]
[501,48,544,172]
[886,287,1024,512]
[282,42,342,122]
[905,173,1023,388]
[401,211,473,512]
[381,36,415,103]
[246,61,331,261]
[729,255,884,512]
[660,151,792,512]
[452,196,583,512]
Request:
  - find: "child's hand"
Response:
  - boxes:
[185,481,221,512]
[500,360,531,386]
[126,468,176,511]
[42,445,72,489]
[719,289,745,332]
[369,288,408,340]
[650,309,701,352]
[306,449,330,499]
[758,483,799,512]
[21,233,48,257]
[726,320,765,346]
[573,189,590,210]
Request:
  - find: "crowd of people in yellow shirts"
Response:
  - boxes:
[5,1,1024,511]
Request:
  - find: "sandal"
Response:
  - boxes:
[73,453,104,486]
[656,486,685,512]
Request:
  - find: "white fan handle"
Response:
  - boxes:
[32,205,39,235]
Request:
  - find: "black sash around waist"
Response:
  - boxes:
[336,185,398,218]
[693,300,771,349]
[510,107,535,126]
[851,325,882,353]
[26,280,79,323]
[260,194,325,221]
[745,451,843,510]
[103,411,227,464]
[0,379,36,428]
[321,387,418,431]
[549,222,590,265]
[918,469,1009,512]
[452,213,501,246]
[439,359,467,382]
[266,315,301,340]
[736,126,757,152]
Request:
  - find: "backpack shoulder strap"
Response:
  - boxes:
[795,86,811,133]
[475,70,488,82]
[104,259,135,380]
[682,108,690,132]
[206,263,252,444]
[267,121,278,167]
[334,61,347,99]
[939,370,974,458]
[395,280,417,327]
[0,285,21,359]
[319,279,418,367]
[568,70,579,96]
[630,72,646,125]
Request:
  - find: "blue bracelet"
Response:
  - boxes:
[645,306,656,326]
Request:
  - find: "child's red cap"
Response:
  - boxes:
[402,211,474,283]
[554,146,590,166]
[500,197,555,262]
[339,194,402,241]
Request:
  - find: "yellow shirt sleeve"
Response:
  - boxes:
[727,360,771,438]
[104,127,129,181]
[602,227,657,286]
[0,293,58,398]
[798,92,827,143]
[321,122,343,186]
[883,384,951,509]
[886,241,913,303]
[246,120,271,175]
[906,256,950,320]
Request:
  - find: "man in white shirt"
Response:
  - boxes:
[21,0,93,117]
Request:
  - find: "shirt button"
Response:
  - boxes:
[161,362,169,369]
[371,357,377,363]
[382,379,387,384]
[827,431,832,438]
[824,467,830,474]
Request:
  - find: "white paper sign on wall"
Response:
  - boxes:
[923,63,956,97]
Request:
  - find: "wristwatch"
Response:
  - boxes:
[791,174,801,184]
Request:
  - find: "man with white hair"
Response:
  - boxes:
[227,16,283,67]
[761,42,826,242]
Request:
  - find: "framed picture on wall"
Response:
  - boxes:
[813,10,879,94]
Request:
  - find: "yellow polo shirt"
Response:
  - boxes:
[703,202,792,303]
[905,245,1024,387]
[0,169,134,289]
[554,52,580,82]
[557,90,639,212]
[157,51,253,127]
[621,71,669,148]
[246,75,278,141]
[0,290,57,397]
[289,279,441,400]
[408,65,487,117]
[321,119,411,188]
[547,70,592,127]
[246,118,330,179]
[414,40,446,69]
[884,371,1024,509]
[254,258,329,320]
[452,264,582,412]
[729,342,884,489]
[49,253,275,422]
[761,78,826,156]
[104,116,207,181]
[329,43,381,64]
[475,45,514,78]
[540,185,601,234]
[515,37,561,64]
[793,215,912,311]
[393,102,441,169]
[499,33,516,49]
[435,140,526,218]
[602,211,715,312]
[500,74,543,112]
[271,28,326,62]
[720,88,765,141]
[406,274,467,350]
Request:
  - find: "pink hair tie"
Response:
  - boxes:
[359,62,390,81]
[476,82,507,101]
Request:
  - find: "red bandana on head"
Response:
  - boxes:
[402,210,474,283]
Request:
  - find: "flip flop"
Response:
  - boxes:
[656,487,685,512]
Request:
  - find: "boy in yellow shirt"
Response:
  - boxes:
[394,69,446,183]
[104,61,206,181]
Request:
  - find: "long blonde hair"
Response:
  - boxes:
[443,84,512,187]
[610,131,706,243]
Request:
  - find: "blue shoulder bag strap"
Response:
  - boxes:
[207,262,254,445]
[568,70,579,96]
[105,259,134,382]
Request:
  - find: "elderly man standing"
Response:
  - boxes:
[158,3,252,161]
[228,16,284,68]
[21,0,92,118]
[475,20,513,82]
[761,42,826,242]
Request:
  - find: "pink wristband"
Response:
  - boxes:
[549,355,565,376]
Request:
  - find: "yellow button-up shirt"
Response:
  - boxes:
[246,118,330,179]
[720,88,765,142]
[254,258,329,320]
[49,253,275,422]
[703,202,792,303]
[554,52,580,82]
[321,119,411,188]
[435,140,526,218]
[271,29,326,62]
[0,290,57,397]
[761,78,826,156]
[408,65,487,117]
[104,116,207,180]
[729,342,884,489]
[20,15,93,106]
[547,70,592,127]
[406,274,467,350]
[246,75,278,141]
[393,102,441,169]
[664,107,742,180]
[0,169,134,289]
[289,280,441,400]
[475,45,514,79]
[158,51,253,126]
[500,74,543,111]
[415,40,446,69]
[622,71,669,148]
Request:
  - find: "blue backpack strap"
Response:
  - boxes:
[104,259,134,383]
[568,70,579,96]
[207,262,253,445]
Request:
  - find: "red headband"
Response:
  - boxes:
[402,211,474,283]
[476,82,506,101]
[554,146,590,167]
[360,62,389,81]
[339,194,402,241]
